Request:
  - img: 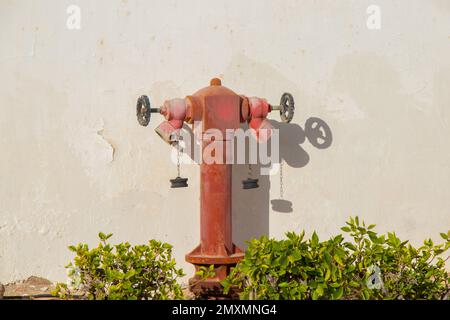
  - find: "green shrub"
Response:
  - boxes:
[223,217,450,300]
[53,233,185,300]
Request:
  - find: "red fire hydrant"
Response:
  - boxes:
[136,78,294,297]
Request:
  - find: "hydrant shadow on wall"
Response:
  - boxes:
[233,119,333,252]
[135,78,331,298]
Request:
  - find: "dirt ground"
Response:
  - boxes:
[0,276,195,299]
[1,276,55,299]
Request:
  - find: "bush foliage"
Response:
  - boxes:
[223,217,450,300]
[53,233,185,300]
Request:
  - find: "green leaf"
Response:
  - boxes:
[332,287,343,300]
[290,250,302,261]
[334,255,344,267]
[279,255,288,267]
[311,232,319,246]
[362,289,370,300]
[324,268,331,281]
[315,284,324,296]
[324,251,332,265]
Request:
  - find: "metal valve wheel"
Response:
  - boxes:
[136,95,151,126]
[279,92,295,123]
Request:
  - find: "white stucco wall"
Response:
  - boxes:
[1,0,449,283]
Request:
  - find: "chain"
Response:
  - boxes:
[176,141,181,177]
[172,131,181,178]
[280,160,284,199]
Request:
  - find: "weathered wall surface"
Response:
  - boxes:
[1,0,450,283]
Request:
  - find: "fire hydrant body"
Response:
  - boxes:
[185,80,245,296]
[136,78,294,297]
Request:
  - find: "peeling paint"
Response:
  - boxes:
[97,127,116,162]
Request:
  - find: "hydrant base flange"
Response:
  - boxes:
[185,243,244,265]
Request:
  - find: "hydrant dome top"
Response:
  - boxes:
[210,78,222,86]
[192,78,238,98]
